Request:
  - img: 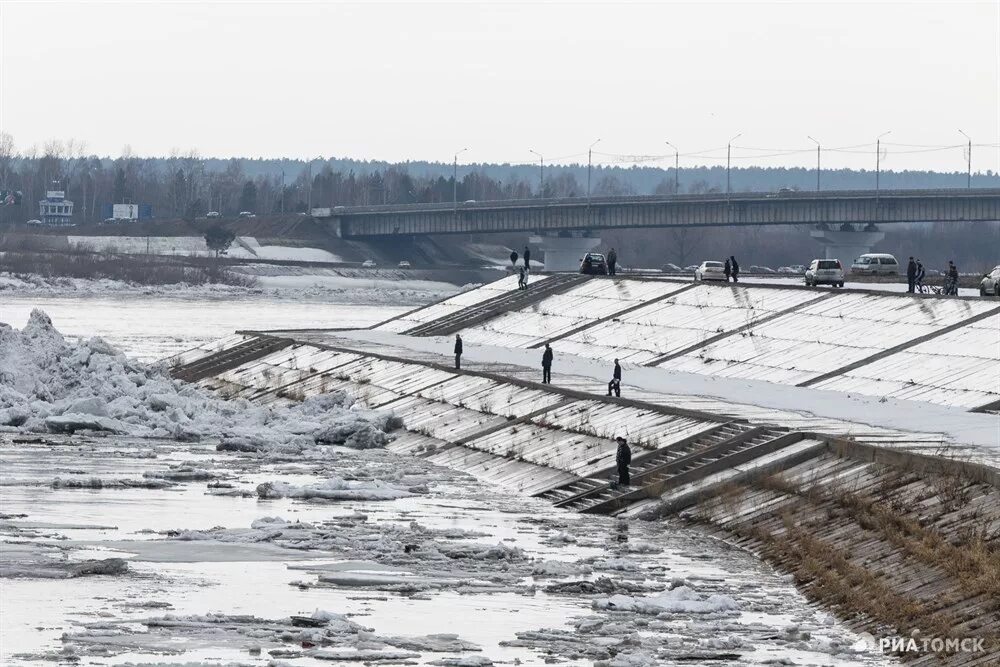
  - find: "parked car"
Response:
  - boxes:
[579,252,608,275]
[851,253,899,275]
[361,259,376,268]
[26,219,42,226]
[683,265,699,272]
[695,260,727,281]
[238,211,256,218]
[749,265,776,274]
[463,200,477,204]
[398,260,411,268]
[805,259,845,287]
[776,266,796,274]
[661,263,683,273]
[206,211,221,218]
[980,265,1000,296]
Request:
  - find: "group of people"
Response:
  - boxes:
[460,337,633,487]
[510,246,531,290]
[724,256,740,282]
[906,257,960,295]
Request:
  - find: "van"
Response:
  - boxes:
[851,253,899,276]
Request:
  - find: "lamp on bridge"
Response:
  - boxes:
[807,136,821,191]
[587,139,601,201]
[453,147,468,210]
[529,149,544,198]
[665,141,679,193]
[958,130,972,189]
[875,131,891,195]
[727,133,742,196]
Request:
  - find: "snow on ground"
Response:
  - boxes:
[710,274,981,297]
[67,236,344,262]
[0,310,400,451]
[337,328,1000,452]
[0,268,463,304]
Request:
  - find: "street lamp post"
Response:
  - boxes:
[875,131,891,193]
[529,149,544,197]
[453,148,468,211]
[807,136,821,191]
[726,133,742,197]
[665,141,679,193]
[587,139,601,201]
[958,130,972,188]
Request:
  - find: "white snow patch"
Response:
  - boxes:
[256,478,418,501]
[594,585,740,615]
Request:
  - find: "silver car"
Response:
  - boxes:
[980,265,1000,296]
[805,259,845,287]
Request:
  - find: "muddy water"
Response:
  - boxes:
[0,296,892,665]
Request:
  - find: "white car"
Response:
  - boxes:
[749,265,776,274]
[683,264,699,272]
[695,261,727,281]
[398,260,411,268]
[361,259,377,268]
[26,219,42,226]
[805,259,845,287]
[661,263,683,273]
[206,211,221,218]
[979,265,1000,296]
[238,211,256,218]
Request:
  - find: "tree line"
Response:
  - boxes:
[2,133,997,225]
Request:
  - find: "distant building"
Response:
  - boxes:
[39,188,74,226]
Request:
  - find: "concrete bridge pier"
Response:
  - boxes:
[529,233,600,272]
[810,224,885,267]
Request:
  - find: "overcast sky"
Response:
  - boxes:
[2,1,998,173]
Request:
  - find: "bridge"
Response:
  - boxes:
[330,188,1000,270]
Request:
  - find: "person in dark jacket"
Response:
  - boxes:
[541,343,553,384]
[724,257,732,282]
[607,358,622,397]
[509,250,518,267]
[523,246,531,271]
[906,256,917,293]
[615,437,631,486]
[454,334,463,369]
[946,261,959,295]
[607,248,618,276]
[518,265,527,290]
[915,259,926,293]
[730,256,740,283]
[581,256,593,274]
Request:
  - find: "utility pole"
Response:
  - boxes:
[665,141,679,193]
[958,129,972,188]
[807,136,821,191]
[587,139,601,201]
[726,133,742,197]
[529,149,544,197]
[453,148,468,211]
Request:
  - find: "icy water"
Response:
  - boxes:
[0,294,892,666]
[0,294,405,360]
